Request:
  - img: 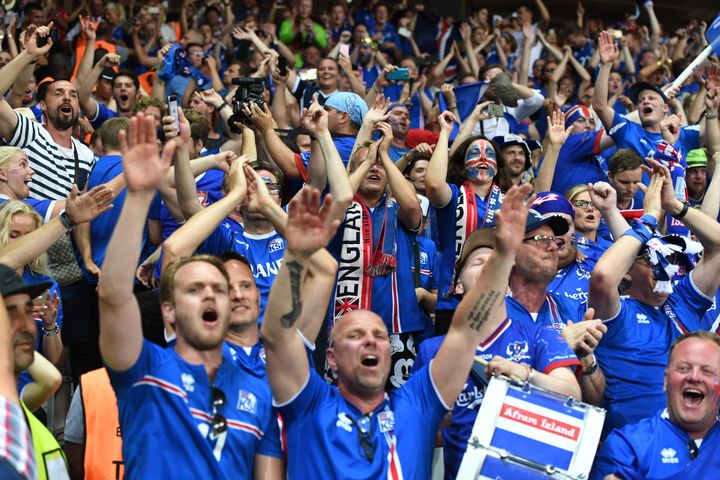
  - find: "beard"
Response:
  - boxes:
[47,107,78,131]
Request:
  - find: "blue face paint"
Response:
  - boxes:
[465,141,497,180]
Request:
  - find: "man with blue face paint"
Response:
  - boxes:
[425,111,504,335]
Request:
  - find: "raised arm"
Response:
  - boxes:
[377,121,422,229]
[164,108,202,219]
[98,114,177,371]
[534,110,573,192]
[432,184,531,407]
[0,24,53,140]
[302,102,353,223]
[424,111,455,208]
[592,31,620,132]
[701,152,720,219]
[161,159,247,272]
[78,53,121,125]
[649,158,720,298]
[589,173,663,320]
[261,188,340,404]
[250,102,301,178]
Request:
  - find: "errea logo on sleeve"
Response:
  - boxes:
[660,448,678,464]
[636,313,650,324]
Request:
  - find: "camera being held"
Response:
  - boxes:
[229,77,266,132]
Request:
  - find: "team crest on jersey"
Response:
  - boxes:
[377,411,395,433]
[236,390,257,414]
[258,346,267,364]
[197,191,209,207]
[506,341,529,362]
[419,252,428,265]
[268,238,284,252]
[181,373,195,392]
[664,305,678,320]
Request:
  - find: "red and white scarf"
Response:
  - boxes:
[334,196,401,331]
[454,182,502,265]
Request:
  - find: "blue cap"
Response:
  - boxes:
[325,92,368,126]
[532,191,575,219]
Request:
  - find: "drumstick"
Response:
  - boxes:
[474,355,526,383]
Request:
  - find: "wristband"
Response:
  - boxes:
[672,201,690,220]
[582,354,598,376]
[706,113,719,120]
[218,102,230,111]
[638,213,658,230]
[42,324,60,337]
[621,216,655,244]
[59,211,76,231]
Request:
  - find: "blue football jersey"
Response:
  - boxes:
[107,340,278,478]
[277,364,449,479]
[413,313,580,480]
[595,274,713,436]
[591,409,720,480]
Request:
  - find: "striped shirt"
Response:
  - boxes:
[7,112,95,200]
[0,396,36,480]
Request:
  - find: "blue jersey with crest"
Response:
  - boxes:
[199,223,285,324]
[547,258,596,305]
[591,409,720,480]
[107,340,281,479]
[413,296,580,479]
[595,273,713,436]
[277,363,448,479]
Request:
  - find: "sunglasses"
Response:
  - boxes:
[211,386,228,436]
[523,234,565,249]
[350,414,374,462]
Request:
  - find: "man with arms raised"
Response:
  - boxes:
[98,114,280,478]
[261,183,532,477]
[589,162,720,435]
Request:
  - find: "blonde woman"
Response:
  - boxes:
[565,183,613,261]
[0,147,63,222]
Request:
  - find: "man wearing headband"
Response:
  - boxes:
[591,332,720,480]
[414,205,583,479]
[588,164,720,437]
[593,31,719,167]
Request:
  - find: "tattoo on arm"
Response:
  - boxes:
[467,290,501,332]
[280,260,304,328]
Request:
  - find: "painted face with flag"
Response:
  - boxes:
[464,139,497,183]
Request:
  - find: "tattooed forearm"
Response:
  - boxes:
[281,260,304,328]
[467,290,501,332]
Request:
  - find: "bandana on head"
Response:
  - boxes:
[564,105,593,129]
[465,140,497,180]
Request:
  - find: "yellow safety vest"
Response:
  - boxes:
[21,399,69,480]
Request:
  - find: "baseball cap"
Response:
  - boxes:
[532,191,575,219]
[325,92,368,126]
[686,149,708,169]
[525,208,569,237]
[0,264,52,299]
[628,81,668,104]
[101,67,117,82]
[456,227,497,276]
[564,105,593,129]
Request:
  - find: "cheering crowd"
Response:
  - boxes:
[1,0,720,478]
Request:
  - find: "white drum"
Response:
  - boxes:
[457,376,605,479]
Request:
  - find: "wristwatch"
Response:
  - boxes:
[582,354,598,376]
